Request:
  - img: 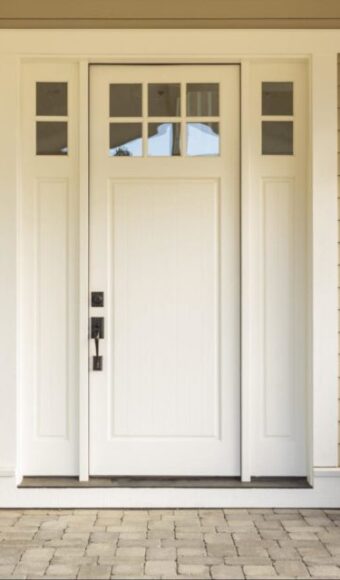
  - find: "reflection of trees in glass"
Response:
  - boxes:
[114,147,132,156]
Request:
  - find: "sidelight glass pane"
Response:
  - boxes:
[262,82,293,116]
[36,122,68,155]
[148,123,181,156]
[186,122,219,156]
[36,82,68,116]
[109,123,142,156]
[109,84,142,117]
[187,83,219,116]
[148,84,181,117]
[262,121,293,155]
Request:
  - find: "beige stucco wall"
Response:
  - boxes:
[0,0,340,28]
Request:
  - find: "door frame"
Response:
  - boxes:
[88,63,241,477]
[78,57,311,482]
[11,31,331,492]
[0,29,335,504]
[80,60,245,481]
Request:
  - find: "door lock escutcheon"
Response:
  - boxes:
[91,317,104,371]
[91,317,104,339]
[91,291,104,307]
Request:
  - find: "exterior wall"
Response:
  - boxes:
[0,0,340,28]
[0,29,338,506]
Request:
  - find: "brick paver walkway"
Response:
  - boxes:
[0,509,340,579]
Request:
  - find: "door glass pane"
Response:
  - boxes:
[262,82,293,116]
[186,122,219,156]
[148,123,181,157]
[187,83,219,116]
[36,122,68,155]
[109,84,142,117]
[36,82,67,116]
[262,121,293,155]
[109,123,142,157]
[148,84,181,117]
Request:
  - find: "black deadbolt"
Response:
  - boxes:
[91,291,104,307]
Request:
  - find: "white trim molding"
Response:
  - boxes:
[311,52,339,467]
[314,467,340,478]
[0,466,15,478]
[1,470,340,507]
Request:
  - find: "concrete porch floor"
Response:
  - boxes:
[0,509,340,579]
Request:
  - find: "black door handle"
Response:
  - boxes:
[94,331,100,358]
[91,317,104,371]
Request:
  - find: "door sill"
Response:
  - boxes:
[18,476,310,489]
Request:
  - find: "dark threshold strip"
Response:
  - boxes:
[19,476,310,489]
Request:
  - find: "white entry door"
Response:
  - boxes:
[89,65,240,476]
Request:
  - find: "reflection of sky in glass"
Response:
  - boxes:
[108,122,220,157]
[187,123,219,156]
[148,123,180,157]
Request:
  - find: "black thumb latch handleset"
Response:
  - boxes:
[91,292,104,371]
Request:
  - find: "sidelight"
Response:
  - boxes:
[262,121,293,155]
[261,81,294,155]
[35,82,68,156]
[36,82,67,116]
[36,121,68,156]
[262,82,293,116]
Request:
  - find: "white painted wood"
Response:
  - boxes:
[306,57,314,486]
[21,63,80,474]
[0,29,336,495]
[0,29,340,58]
[0,467,16,478]
[240,60,252,482]
[312,53,339,467]
[37,180,70,438]
[78,61,90,482]
[108,180,219,441]
[314,467,340,477]
[1,471,340,508]
[89,65,240,475]
[0,55,19,482]
[249,62,308,476]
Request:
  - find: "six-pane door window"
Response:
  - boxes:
[109,82,220,157]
